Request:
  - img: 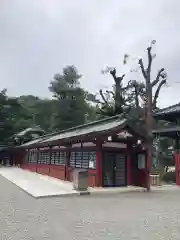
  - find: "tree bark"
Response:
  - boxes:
[152,79,166,109]
[110,68,125,115]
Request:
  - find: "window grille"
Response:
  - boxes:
[28,149,37,163]
[51,151,66,165]
[37,151,50,164]
[69,151,96,169]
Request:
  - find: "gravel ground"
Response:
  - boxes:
[1,176,180,240]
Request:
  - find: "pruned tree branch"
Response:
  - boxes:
[110,68,117,81]
[147,47,152,78]
[99,89,108,104]
[106,90,115,99]
[151,68,165,87]
[138,59,147,80]
[138,42,167,111]
[121,74,125,81]
[110,68,125,84]
[109,68,125,114]
[152,79,166,109]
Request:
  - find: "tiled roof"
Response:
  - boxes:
[41,118,127,144]
[152,125,180,134]
[154,103,180,116]
[20,131,58,147]
[20,114,146,148]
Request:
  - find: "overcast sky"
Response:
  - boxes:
[0,0,180,108]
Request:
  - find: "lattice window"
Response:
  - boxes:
[81,152,89,168]
[32,149,37,163]
[69,151,96,169]
[44,151,50,164]
[51,151,66,165]
[76,152,82,168]
[28,150,37,163]
[37,151,50,164]
[69,152,76,167]
[59,152,66,165]
[85,152,96,169]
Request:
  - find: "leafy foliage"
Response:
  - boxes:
[49,65,95,130]
[0,89,26,145]
[0,65,97,145]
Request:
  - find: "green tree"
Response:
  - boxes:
[0,89,27,146]
[19,95,56,132]
[49,65,94,130]
[125,80,145,108]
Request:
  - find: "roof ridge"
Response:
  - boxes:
[20,114,125,146]
[51,114,124,134]
[21,114,128,146]
[34,114,125,139]
[157,102,180,112]
[154,102,180,117]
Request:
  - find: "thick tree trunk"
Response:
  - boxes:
[114,79,123,114]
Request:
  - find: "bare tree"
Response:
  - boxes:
[138,41,167,109]
[109,68,125,114]
[138,40,167,191]
[99,55,130,115]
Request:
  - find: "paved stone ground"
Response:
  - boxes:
[1,175,180,240]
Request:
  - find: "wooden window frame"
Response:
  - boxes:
[50,151,66,165]
[69,151,96,169]
[37,151,50,164]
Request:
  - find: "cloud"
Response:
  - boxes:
[0,0,180,107]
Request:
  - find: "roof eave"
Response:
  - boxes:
[37,120,128,147]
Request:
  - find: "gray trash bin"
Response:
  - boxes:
[73,168,88,191]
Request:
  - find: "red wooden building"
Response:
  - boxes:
[2,115,149,188]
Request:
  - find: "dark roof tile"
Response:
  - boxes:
[19,114,146,148]
[154,103,180,116]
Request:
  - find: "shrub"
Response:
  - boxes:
[161,171,176,183]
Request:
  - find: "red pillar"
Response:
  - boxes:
[174,152,180,186]
[96,143,102,187]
